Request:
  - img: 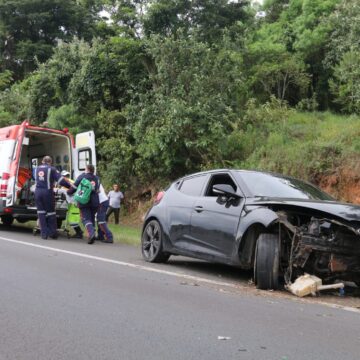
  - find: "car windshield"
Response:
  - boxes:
[235,171,334,201]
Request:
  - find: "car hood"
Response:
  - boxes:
[248,197,360,222]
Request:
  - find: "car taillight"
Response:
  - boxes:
[4,207,12,214]
[154,191,165,204]
[0,172,10,198]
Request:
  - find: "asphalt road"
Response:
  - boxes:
[0,224,359,360]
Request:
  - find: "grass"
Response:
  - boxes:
[240,111,360,181]
[108,223,142,246]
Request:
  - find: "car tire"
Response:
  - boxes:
[1,215,14,226]
[254,233,280,290]
[142,220,170,263]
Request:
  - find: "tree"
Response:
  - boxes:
[143,0,253,43]
[246,18,309,104]
[329,51,360,114]
[251,0,340,108]
[124,35,245,181]
[0,70,12,91]
[324,0,360,68]
[0,0,100,79]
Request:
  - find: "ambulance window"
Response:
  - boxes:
[78,149,92,171]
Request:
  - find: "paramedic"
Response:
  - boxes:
[106,184,124,224]
[97,183,113,243]
[68,164,99,244]
[35,156,70,240]
[60,170,83,239]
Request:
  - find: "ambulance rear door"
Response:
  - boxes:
[73,131,97,179]
[0,123,26,207]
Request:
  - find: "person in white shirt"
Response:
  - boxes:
[106,184,124,224]
[97,184,113,243]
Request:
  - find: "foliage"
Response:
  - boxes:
[127,35,244,180]
[0,70,12,91]
[329,51,360,114]
[0,0,359,198]
[0,0,101,79]
[143,0,253,43]
[325,0,360,68]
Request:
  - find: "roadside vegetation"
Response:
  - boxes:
[1,0,360,205]
[108,223,141,245]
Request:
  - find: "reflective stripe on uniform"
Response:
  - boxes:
[47,168,51,190]
[98,221,106,225]
[58,176,64,185]
[46,212,56,217]
[85,222,92,227]
[70,183,77,189]
[37,210,46,214]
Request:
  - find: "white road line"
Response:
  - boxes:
[0,236,238,289]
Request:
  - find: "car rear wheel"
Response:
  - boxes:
[142,220,170,263]
[254,233,280,290]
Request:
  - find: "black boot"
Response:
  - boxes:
[73,226,83,239]
[88,234,95,244]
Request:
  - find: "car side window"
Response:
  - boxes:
[205,174,237,197]
[179,175,207,196]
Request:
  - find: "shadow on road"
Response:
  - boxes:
[166,257,253,284]
[0,223,33,235]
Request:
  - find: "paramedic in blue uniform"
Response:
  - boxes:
[68,164,99,244]
[35,156,70,239]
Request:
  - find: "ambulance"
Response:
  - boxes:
[0,121,96,226]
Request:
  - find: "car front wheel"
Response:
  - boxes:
[254,233,280,290]
[141,220,170,263]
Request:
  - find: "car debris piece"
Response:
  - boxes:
[217,336,231,340]
[287,274,344,297]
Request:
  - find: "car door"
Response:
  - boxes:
[167,174,208,249]
[190,173,244,259]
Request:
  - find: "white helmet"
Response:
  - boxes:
[61,170,70,177]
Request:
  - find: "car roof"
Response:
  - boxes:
[177,169,281,180]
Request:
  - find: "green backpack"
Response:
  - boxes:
[74,178,94,205]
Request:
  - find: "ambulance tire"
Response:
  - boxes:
[1,215,14,226]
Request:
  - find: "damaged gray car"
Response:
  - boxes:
[141,170,360,290]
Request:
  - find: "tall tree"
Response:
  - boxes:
[0,0,101,79]
[143,0,253,43]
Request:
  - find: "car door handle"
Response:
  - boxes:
[194,206,204,213]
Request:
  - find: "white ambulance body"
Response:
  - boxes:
[0,121,96,225]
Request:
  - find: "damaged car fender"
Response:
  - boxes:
[231,206,279,267]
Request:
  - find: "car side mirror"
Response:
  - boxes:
[212,184,240,199]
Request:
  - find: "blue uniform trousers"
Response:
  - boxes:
[35,189,57,239]
[97,200,113,242]
[80,206,97,240]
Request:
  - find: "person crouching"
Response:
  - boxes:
[60,170,83,239]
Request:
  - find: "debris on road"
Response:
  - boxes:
[287,274,344,297]
[180,281,199,287]
[217,336,231,340]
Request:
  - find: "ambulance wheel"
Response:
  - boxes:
[1,215,14,226]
